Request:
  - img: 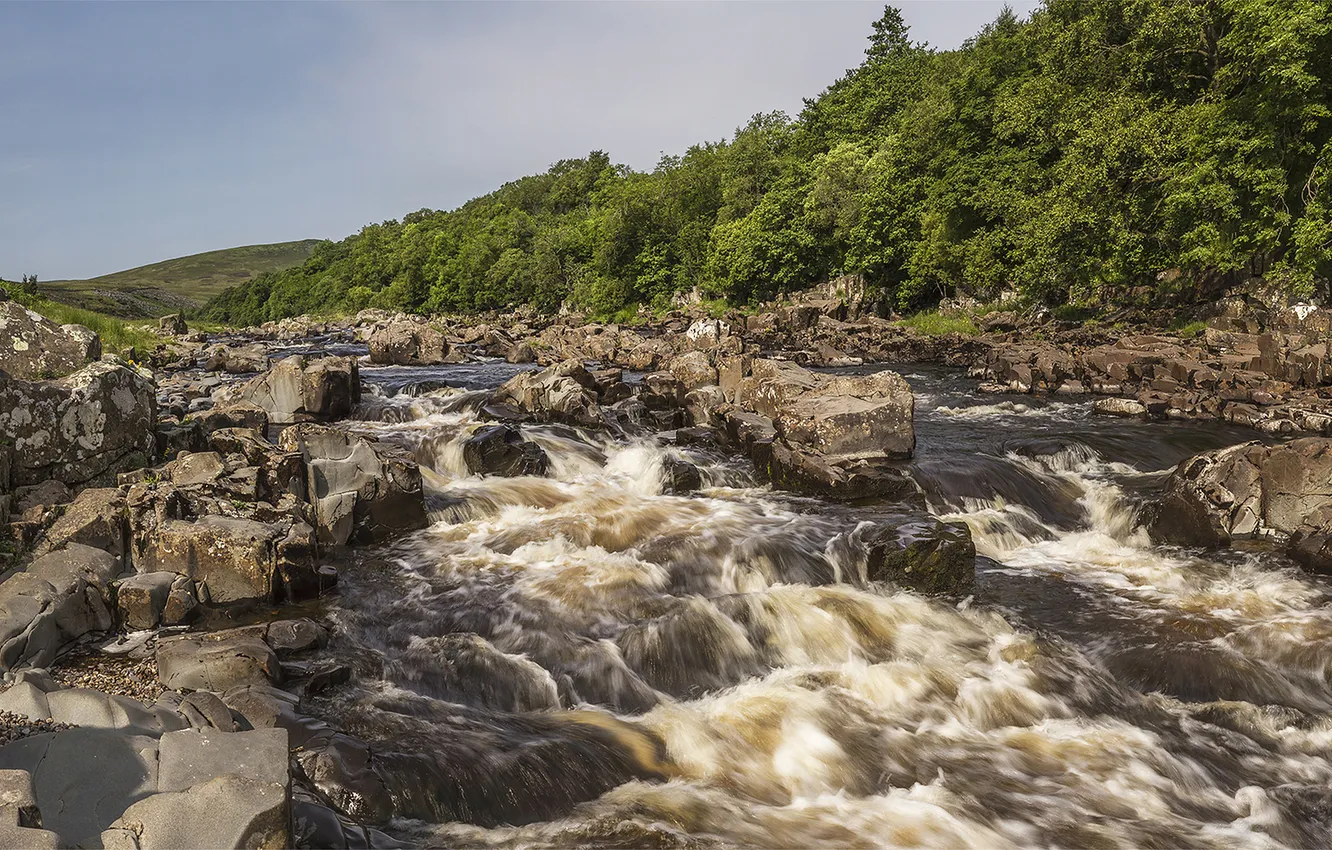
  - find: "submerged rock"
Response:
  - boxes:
[860,516,976,595]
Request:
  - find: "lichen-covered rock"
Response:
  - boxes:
[667,351,718,391]
[279,424,428,548]
[368,319,447,365]
[224,355,360,425]
[0,301,100,380]
[158,314,187,335]
[0,360,156,489]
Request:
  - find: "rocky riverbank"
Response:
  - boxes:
[7,281,1332,847]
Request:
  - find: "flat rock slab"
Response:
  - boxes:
[157,727,289,793]
[101,775,287,850]
[0,728,158,847]
[157,629,280,693]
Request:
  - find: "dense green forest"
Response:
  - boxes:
[203,0,1332,326]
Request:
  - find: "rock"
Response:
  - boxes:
[506,342,537,364]
[625,338,674,371]
[494,360,603,428]
[115,573,177,630]
[1093,397,1148,418]
[0,727,160,846]
[157,629,280,692]
[859,517,976,595]
[461,425,550,477]
[158,314,187,335]
[191,403,270,439]
[156,727,289,793]
[203,344,269,374]
[279,425,428,548]
[0,823,59,849]
[368,320,447,366]
[667,351,718,391]
[59,325,102,361]
[12,481,71,518]
[0,360,156,488]
[0,544,118,671]
[685,319,730,351]
[138,516,317,606]
[162,575,199,626]
[265,619,328,656]
[0,768,41,828]
[227,355,360,425]
[0,301,99,380]
[756,439,918,502]
[1149,438,1332,548]
[101,774,288,850]
[660,456,702,494]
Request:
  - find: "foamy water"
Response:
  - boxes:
[313,368,1332,849]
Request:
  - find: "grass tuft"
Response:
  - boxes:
[898,310,978,336]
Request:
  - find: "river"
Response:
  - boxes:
[302,360,1332,849]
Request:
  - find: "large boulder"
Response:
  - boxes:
[494,360,603,428]
[0,360,156,488]
[740,360,915,460]
[279,425,429,548]
[158,314,187,336]
[137,515,317,605]
[1149,438,1332,548]
[225,355,360,425]
[368,319,447,366]
[0,301,99,380]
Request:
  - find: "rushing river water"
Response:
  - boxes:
[305,360,1332,849]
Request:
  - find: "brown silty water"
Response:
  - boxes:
[306,361,1332,849]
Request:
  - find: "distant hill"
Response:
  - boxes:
[40,240,322,317]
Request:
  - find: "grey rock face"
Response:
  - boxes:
[101,774,289,850]
[0,360,157,489]
[226,355,360,425]
[156,629,281,692]
[0,544,118,672]
[279,424,428,548]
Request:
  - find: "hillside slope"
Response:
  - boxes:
[42,239,322,317]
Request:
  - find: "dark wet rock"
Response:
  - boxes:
[369,319,447,366]
[279,424,428,548]
[1150,438,1332,548]
[225,354,360,425]
[0,360,156,489]
[389,634,561,713]
[755,439,918,503]
[462,424,550,478]
[660,456,703,494]
[0,301,100,381]
[859,516,976,595]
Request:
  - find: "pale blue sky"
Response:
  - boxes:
[0,1,1038,281]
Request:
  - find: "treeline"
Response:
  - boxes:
[203,0,1332,326]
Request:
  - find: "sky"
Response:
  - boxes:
[0,1,1039,282]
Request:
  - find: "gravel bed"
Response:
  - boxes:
[0,709,73,745]
[50,652,164,704]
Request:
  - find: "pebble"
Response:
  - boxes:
[50,652,164,704]
[0,709,72,746]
